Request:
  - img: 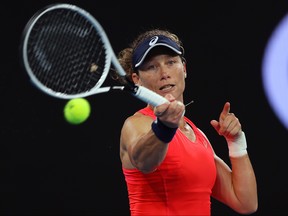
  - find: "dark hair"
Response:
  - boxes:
[112,28,185,84]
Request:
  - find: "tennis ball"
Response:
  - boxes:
[64,98,91,125]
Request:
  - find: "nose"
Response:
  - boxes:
[159,65,170,79]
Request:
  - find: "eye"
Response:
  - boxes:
[147,64,157,70]
[167,60,176,65]
[140,63,157,71]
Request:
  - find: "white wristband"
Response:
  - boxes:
[227,131,248,158]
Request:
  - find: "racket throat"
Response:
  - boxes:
[110,85,138,94]
[123,84,139,94]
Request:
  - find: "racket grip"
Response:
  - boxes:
[134,86,169,107]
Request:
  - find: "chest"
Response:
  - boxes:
[179,123,196,142]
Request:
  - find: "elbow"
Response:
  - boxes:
[247,202,258,214]
[134,162,157,174]
[131,157,157,174]
[241,206,258,215]
[235,201,258,215]
[131,154,160,174]
[244,196,258,214]
[139,167,157,174]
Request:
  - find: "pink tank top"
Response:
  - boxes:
[122,107,217,216]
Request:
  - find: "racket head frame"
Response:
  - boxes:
[21,3,122,99]
[21,3,169,107]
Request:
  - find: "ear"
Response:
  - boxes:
[132,73,140,85]
[183,63,187,78]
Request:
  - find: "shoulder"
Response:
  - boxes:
[120,112,154,164]
[122,112,153,133]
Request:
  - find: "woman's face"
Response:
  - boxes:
[132,47,186,102]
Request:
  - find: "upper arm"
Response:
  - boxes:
[212,155,233,201]
[120,113,153,169]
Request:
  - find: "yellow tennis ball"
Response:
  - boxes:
[64,98,91,125]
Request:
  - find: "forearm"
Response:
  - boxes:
[131,118,177,173]
[131,129,169,173]
[230,154,258,213]
[226,132,258,213]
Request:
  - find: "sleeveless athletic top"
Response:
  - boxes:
[122,107,217,216]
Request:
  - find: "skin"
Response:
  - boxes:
[120,47,258,214]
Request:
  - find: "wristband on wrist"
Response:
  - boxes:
[227,131,248,158]
[151,118,178,143]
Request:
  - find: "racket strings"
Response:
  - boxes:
[26,8,108,96]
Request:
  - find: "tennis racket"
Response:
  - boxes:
[20,3,168,107]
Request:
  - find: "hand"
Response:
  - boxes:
[153,94,185,128]
[210,102,242,141]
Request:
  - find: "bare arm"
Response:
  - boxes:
[120,94,185,173]
[212,154,258,214]
[210,102,258,214]
[120,114,168,173]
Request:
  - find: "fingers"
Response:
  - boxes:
[154,99,185,128]
[212,102,242,139]
[219,102,231,124]
[155,101,184,117]
[218,113,241,137]
[154,94,173,116]
[154,94,184,117]
[210,119,219,131]
[221,102,231,117]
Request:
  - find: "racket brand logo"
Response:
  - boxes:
[149,36,159,46]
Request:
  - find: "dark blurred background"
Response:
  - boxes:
[1,1,288,215]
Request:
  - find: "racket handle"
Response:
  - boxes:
[134,86,169,107]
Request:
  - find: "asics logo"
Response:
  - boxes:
[149,36,159,46]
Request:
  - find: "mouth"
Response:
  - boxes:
[159,84,175,92]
